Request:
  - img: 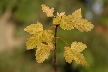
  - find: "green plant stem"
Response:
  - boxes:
[54,25,59,72]
[56,36,69,47]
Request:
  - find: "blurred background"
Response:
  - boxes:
[0,0,108,72]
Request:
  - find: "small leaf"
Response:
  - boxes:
[26,32,42,50]
[57,12,65,16]
[74,19,94,32]
[24,21,43,34]
[53,8,94,31]
[60,15,74,30]
[53,16,61,24]
[53,15,74,30]
[63,46,74,63]
[53,12,66,25]
[73,50,89,66]
[25,30,54,50]
[63,41,89,66]
[71,41,87,52]
[35,43,54,63]
[71,8,82,23]
[41,4,54,17]
[36,43,50,63]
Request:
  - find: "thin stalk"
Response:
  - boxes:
[54,25,59,72]
[56,36,69,47]
[48,25,56,30]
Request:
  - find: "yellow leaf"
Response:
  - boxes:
[41,4,54,17]
[35,43,54,63]
[53,16,61,24]
[71,8,82,23]
[60,15,74,30]
[53,15,74,30]
[24,21,43,34]
[73,50,89,66]
[63,42,89,66]
[42,30,54,43]
[25,30,54,50]
[57,12,65,16]
[53,8,94,32]
[71,41,87,52]
[53,9,82,30]
[26,32,43,50]
[63,46,74,63]
[47,42,55,50]
[74,19,94,32]
[36,43,50,63]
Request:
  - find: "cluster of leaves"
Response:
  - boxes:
[24,21,54,63]
[24,4,94,66]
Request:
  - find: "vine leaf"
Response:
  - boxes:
[41,4,54,17]
[36,43,54,63]
[63,41,89,66]
[24,21,54,50]
[53,8,94,32]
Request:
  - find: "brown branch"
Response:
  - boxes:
[54,25,59,72]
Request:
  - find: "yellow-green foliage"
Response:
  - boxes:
[63,41,88,66]
[24,4,94,66]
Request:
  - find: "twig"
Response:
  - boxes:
[54,25,59,72]
[56,36,69,47]
[48,25,56,30]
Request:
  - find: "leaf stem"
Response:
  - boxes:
[48,25,56,30]
[54,25,59,72]
[56,36,69,47]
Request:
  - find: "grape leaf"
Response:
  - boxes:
[63,41,89,66]
[41,4,54,17]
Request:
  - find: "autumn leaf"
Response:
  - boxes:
[63,41,89,66]
[24,21,43,34]
[35,43,54,63]
[53,8,94,32]
[41,4,54,17]
[24,21,54,50]
[24,4,93,65]
[74,19,94,32]
[26,33,42,50]
[71,41,87,52]
[71,8,82,23]
[26,30,54,50]
[57,12,65,17]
